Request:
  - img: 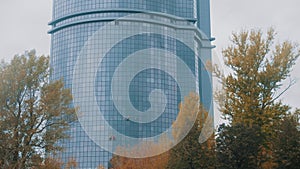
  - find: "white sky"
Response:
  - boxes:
[0,0,299,125]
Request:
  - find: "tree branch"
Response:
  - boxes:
[271,77,296,103]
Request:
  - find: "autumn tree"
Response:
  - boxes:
[64,158,78,169]
[110,152,169,169]
[110,137,170,169]
[215,28,299,168]
[97,165,106,169]
[110,93,215,169]
[32,157,79,169]
[0,50,76,169]
[33,158,63,169]
[166,93,216,169]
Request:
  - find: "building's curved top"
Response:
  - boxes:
[50,0,213,38]
[52,0,195,20]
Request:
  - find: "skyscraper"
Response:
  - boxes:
[49,0,213,168]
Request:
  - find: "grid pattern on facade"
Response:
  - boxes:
[50,0,212,168]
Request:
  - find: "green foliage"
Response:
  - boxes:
[273,112,300,169]
[216,123,264,169]
[0,50,76,169]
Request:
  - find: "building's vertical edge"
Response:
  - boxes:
[197,0,214,115]
[197,0,211,38]
[52,0,55,22]
[49,0,54,81]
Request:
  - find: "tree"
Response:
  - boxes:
[33,158,63,169]
[216,123,264,169]
[110,93,215,169]
[0,50,76,169]
[110,137,170,169]
[64,158,78,169]
[97,165,106,169]
[215,28,299,168]
[216,28,299,133]
[273,111,300,169]
[110,151,169,169]
[166,93,216,169]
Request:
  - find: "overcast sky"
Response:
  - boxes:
[0,0,299,124]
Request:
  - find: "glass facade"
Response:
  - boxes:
[49,0,213,168]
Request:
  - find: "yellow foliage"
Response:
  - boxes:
[216,28,299,136]
[172,92,199,142]
[215,28,299,168]
[97,165,105,169]
[33,158,63,169]
[110,141,170,169]
[65,158,78,169]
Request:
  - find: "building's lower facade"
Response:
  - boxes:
[49,0,213,168]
